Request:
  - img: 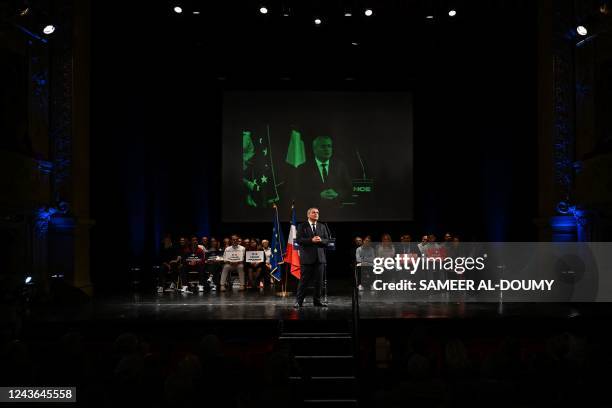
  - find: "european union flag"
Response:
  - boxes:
[243,126,280,208]
[270,204,285,281]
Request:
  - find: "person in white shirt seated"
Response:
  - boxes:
[220,234,246,291]
[355,235,375,290]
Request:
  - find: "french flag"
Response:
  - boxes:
[284,205,301,279]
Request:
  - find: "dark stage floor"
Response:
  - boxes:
[28,289,612,323]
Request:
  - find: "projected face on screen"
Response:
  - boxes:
[313,136,332,161]
[222,91,413,222]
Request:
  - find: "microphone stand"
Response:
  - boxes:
[323,222,333,305]
[324,261,328,305]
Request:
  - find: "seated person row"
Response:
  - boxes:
[157,234,274,292]
[194,235,271,252]
[354,233,463,290]
[219,235,272,291]
[352,232,462,260]
[157,236,206,293]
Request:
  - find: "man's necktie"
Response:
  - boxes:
[321,163,328,183]
[311,223,317,235]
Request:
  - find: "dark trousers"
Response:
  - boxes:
[246,262,268,288]
[159,263,179,287]
[357,265,372,286]
[206,263,222,287]
[296,262,324,305]
[184,266,207,285]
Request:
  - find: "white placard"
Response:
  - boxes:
[224,247,244,262]
[245,251,264,263]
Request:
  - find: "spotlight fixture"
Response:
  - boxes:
[351,41,358,46]
[259,6,268,14]
[448,9,457,17]
[18,7,30,17]
[314,17,322,25]
[576,25,588,36]
[173,6,183,14]
[25,276,32,284]
[426,15,434,19]
[43,24,55,35]
[344,9,352,17]
[193,11,200,15]
[364,8,373,16]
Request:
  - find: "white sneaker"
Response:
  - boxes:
[157,286,163,293]
[198,285,204,292]
[358,284,364,291]
[169,282,176,290]
[211,284,217,291]
[181,285,190,293]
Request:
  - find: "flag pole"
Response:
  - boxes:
[276,202,298,298]
[276,265,291,297]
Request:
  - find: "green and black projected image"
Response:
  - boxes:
[222,91,413,222]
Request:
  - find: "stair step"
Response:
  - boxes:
[280,335,352,339]
[290,376,356,380]
[279,319,358,403]
[290,375,358,399]
[281,332,352,337]
[304,400,358,403]
[281,320,352,334]
[303,399,358,407]
[294,355,355,376]
[280,336,353,356]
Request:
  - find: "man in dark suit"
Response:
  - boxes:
[295,135,352,214]
[294,207,330,308]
